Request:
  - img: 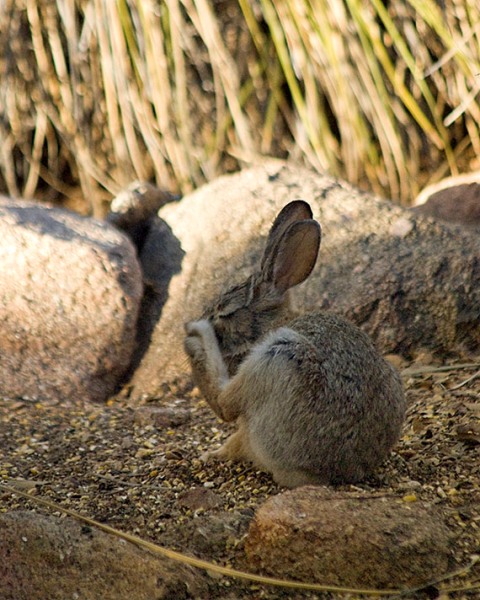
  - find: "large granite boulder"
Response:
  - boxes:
[0,511,207,600]
[125,162,480,402]
[0,197,143,403]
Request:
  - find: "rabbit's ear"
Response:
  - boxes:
[270,220,321,293]
[261,200,313,272]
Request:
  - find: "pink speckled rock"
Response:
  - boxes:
[0,197,143,402]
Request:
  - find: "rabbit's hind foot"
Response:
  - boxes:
[271,466,324,488]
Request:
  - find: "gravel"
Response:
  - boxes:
[1,350,479,599]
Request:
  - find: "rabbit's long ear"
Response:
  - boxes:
[269,220,321,293]
[261,200,313,273]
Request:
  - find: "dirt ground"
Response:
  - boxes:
[0,348,479,599]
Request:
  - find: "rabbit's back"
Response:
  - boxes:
[242,312,405,484]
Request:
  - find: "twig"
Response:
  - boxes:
[402,363,480,377]
[451,390,479,398]
[441,580,480,593]
[389,555,480,598]
[449,369,480,391]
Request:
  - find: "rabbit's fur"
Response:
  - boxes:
[184,200,405,487]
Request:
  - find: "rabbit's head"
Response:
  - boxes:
[201,200,321,374]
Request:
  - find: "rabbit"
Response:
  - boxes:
[184,200,406,488]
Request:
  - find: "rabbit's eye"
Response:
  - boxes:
[217,305,239,318]
[213,313,234,335]
[211,318,231,349]
[216,294,248,318]
[213,309,245,339]
[214,281,251,318]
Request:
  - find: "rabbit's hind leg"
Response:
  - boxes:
[270,466,324,488]
[201,418,259,465]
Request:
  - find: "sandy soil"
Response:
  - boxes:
[0,349,479,599]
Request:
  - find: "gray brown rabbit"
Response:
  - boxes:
[184,200,405,487]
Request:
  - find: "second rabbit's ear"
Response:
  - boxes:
[261,200,313,275]
[270,220,321,293]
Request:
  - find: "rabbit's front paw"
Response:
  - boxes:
[184,334,206,366]
[184,319,212,340]
[184,319,229,411]
[184,319,216,364]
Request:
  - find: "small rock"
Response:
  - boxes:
[384,353,408,370]
[398,480,422,491]
[134,406,191,428]
[178,487,223,511]
[106,181,175,250]
[135,448,155,460]
[389,216,414,238]
[411,347,437,366]
[244,486,453,589]
[456,422,480,446]
[189,512,249,556]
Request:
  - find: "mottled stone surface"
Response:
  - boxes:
[0,511,207,600]
[245,486,453,589]
[126,162,480,402]
[0,197,143,402]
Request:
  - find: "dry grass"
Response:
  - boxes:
[0,0,479,214]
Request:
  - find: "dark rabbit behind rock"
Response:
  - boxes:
[184,201,406,487]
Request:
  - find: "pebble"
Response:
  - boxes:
[384,354,408,370]
[398,480,422,491]
[134,406,191,429]
[437,487,447,498]
[178,487,222,511]
[389,216,414,238]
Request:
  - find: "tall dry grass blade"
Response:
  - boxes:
[238,0,296,154]
[1,0,479,208]
[137,0,194,187]
[344,0,411,198]
[187,0,254,158]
